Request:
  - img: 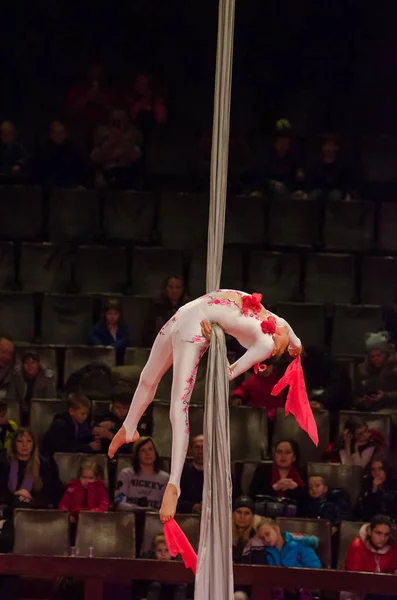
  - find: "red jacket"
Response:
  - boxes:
[59,479,109,520]
[345,524,397,573]
[232,371,285,418]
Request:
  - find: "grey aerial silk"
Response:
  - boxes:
[194,0,236,596]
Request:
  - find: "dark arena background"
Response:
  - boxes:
[1,0,397,598]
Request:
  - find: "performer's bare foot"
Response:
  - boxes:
[159,483,178,523]
[108,425,139,459]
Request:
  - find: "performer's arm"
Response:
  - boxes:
[268,312,301,349]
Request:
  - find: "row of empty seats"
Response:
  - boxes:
[7,397,392,462]
[2,186,397,252]
[1,242,397,305]
[2,292,384,355]
[11,507,366,570]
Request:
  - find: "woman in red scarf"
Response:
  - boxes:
[249,439,306,510]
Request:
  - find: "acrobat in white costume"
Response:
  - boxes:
[112,289,302,504]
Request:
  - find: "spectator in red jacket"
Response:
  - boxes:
[231,362,286,419]
[58,459,109,523]
[345,515,397,573]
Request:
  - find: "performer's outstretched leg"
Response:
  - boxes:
[108,329,173,457]
[160,337,208,522]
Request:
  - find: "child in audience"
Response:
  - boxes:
[306,475,341,532]
[231,362,286,419]
[59,459,109,522]
[345,514,397,574]
[141,534,188,600]
[115,437,169,512]
[0,402,17,453]
[90,298,130,365]
[92,397,131,454]
[356,458,397,522]
[42,394,101,456]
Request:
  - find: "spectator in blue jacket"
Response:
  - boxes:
[90,298,130,365]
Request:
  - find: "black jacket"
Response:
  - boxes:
[177,465,204,513]
[0,451,64,513]
[356,478,397,522]
[248,463,306,514]
[42,411,94,456]
[305,493,342,526]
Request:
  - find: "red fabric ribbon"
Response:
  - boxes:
[271,356,319,446]
[242,292,263,314]
[164,519,198,574]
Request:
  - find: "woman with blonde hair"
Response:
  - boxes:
[0,427,63,513]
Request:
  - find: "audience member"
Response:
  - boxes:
[306,475,342,532]
[303,347,352,412]
[356,459,397,522]
[125,74,167,132]
[345,515,397,574]
[308,134,354,202]
[354,332,397,411]
[115,437,168,512]
[90,298,130,365]
[143,276,185,346]
[232,495,256,563]
[0,427,63,513]
[257,130,304,199]
[323,416,386,468]
[42,394,100,456]
[36,120,90,187]
[58,458,109,523]
[177,434,204,514]
[65,64,115,133]
[92,397,131,454]
[90,109,143,189]
[0,337,21,401]
[14,351,56,423]
[249,440,306,511]
[140,535,188,600]
[0,401,18,453]
[231,360,286,420]
[0,121,27,182]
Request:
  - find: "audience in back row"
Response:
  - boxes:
[143,276,186,347]
[90,297,130,366]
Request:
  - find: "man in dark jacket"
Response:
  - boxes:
[177,434,204,514]
[13,351,57,423]
[42,394,100,456]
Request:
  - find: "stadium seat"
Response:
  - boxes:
[230,406,268,461]
[360,135,397,183]
[54,452,109,486]
[304,253,355,304]
[233,460,272,496]
[3,396,21,424]
[63,345,116,384]
[337,520,365,569]
[30,399,67,445]
[224,195,265,245]
[124,347,151,368]
[0,242,15,289]
[323,200,374,251]
[0,186,42,240]
[338,410,392,449]
[160,193,209,249]
[103,190,155,242]
[122,296,153,346]
[361,256,397,305]
[276,302,327,348]
[307,463,363,507]
[247,251,301,304]
[276,517,332,569]
[49,188,101,242]
[15,344,58,380]
[274,408,329,462]
[151,402,204,457]
[76,512,136,558]
[19,242,73,293]
[141,512,200,554]
[116,455,134,479]
[331,304,383,356]
[379,203,397,251]
[41,293,94,345]
[131,247,184,296]
[13,509,69,556]
[74,245,128,294]
[268,198,319,248]
[189,247,244,297]
[0,291,35,342]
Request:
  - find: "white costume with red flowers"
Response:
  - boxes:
[122,290,301,494]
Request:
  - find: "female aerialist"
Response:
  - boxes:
[108,290,303,522]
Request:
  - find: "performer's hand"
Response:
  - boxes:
[288,345,302,358]
[200,320,212,342]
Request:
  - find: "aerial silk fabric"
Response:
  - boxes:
[272,356,319,446]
